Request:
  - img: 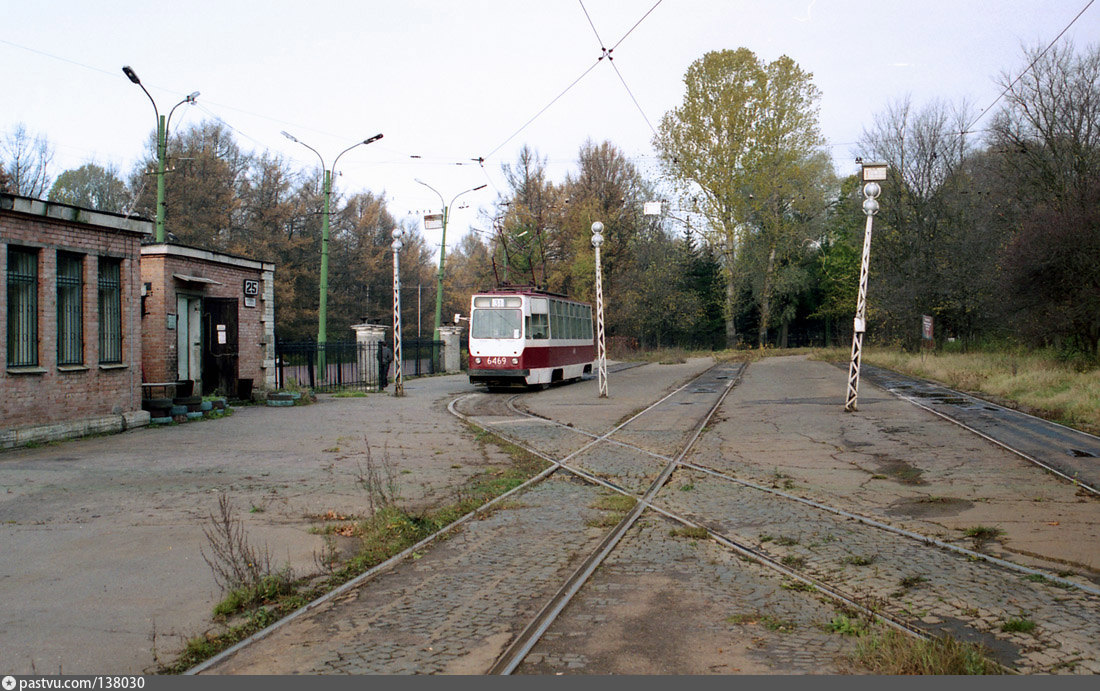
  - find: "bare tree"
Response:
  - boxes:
[1,123,54,198]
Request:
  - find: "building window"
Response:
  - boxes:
[7,247,39,367]
[98,258,122,364]
[57,252,84,366]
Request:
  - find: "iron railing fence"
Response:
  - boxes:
[274,339,443,393]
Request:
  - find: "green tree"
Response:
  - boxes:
[655,48,831,347]
[48,163,129,212]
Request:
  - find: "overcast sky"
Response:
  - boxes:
[4,0,1098,253]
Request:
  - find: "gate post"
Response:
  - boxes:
[438,326,463,374]
[351,323,389,388]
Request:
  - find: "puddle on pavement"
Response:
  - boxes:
[873,455,926,485]
[1068,448,1097,458]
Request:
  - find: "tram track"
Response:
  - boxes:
[458,361,1100,674]
[192,358,1100,674]
[455,362,951,674]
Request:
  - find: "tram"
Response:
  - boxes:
[467,288,595,388]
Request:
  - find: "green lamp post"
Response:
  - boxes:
[282,131,383,371]
[414,179,486,340]
[121,66,198,243]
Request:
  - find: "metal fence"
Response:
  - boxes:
[274,339,443,393]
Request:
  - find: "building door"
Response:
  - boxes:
[202,297,239,396]
[176,294,203,383]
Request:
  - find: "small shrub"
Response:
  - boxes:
[670,525,710,540]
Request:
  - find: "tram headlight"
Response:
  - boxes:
[475,357,482,364]
[511,358,519,365]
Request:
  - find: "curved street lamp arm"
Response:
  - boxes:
[332,134,382,176]
[122,66,159,121]
[415,178,445,210]
[281,131,326,171]
[165,92,199,136]
[449,183,488,210]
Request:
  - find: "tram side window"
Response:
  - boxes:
[527,313,548,339]
[583,304,593,339]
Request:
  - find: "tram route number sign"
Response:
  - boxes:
[243,279,260,308]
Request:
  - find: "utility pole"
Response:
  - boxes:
[845,161,887,412]
[121,66,198,243]
[415,179,487,340]
[282,131,382,374]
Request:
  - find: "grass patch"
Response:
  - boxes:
[842,554,877,566]
[781,579,815,592]
[853,630,1002,674]
[827,614,868,636]
[587,492,637,528]
[962,526,1003,550]
[725,611,796,633]
[844,346,1100,435]
[774,535,800,546]
[669,525,710,540]
[781,555,806,568]
[1000,616,1037,634]
[898,575,929,589]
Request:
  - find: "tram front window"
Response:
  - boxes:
[471,309,522,339]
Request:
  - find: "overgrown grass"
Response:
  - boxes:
[852,630,1003,674]
[815,346,1100,434]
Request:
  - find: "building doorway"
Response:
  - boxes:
[176,294,203,384]
[202,297,239,396]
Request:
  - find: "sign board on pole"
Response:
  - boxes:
[424,213,444,230]
[922,314,934,342]
[643,201,662,216]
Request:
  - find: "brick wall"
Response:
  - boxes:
[1,198,148,430]
[140,245,275,393]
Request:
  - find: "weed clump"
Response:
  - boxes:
[853,631,1001,674]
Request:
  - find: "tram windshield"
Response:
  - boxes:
[471,308,522,339]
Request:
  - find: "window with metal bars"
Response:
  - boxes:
[6,247,39,367]
[57,252,83,366]
[98,258,122,364]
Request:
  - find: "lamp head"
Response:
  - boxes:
[122,66,141,84]
[473,184,487,191]
[364,133,384,145]
[185,91,200,103]
[280,130,299,143]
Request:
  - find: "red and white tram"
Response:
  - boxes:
[467,289,595,388]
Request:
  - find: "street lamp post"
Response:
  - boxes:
[282,131,383,372]
[414,179,487,341]
[591,222,608,398]
[121,66,198,244]
[844,161,887,412]
[391,227,405,397]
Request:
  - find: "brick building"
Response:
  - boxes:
[140,243,275,398]
[1,193,150,447]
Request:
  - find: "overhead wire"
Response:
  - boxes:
[961,0,1094,136]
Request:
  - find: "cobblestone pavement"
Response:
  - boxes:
[655,467,1100,673]
[517,514,858,674]
[205,475,615,674]
[192,355,1097,674]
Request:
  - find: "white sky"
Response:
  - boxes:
[4,0,1099,256]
